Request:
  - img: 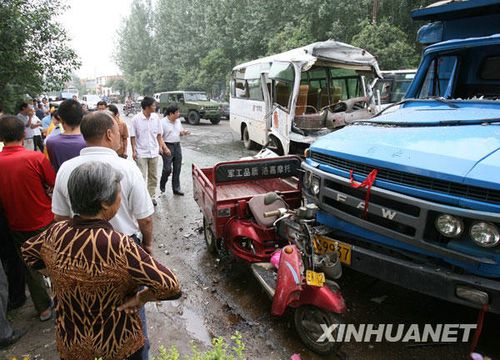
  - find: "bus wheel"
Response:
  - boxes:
[187,110,201,125]
[243,125,258,150]
[268,135,284,155]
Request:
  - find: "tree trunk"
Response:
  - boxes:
[372,0,380,25]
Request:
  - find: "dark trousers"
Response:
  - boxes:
[10,228,51,313]
[0,260,13,339]
[128,347,145,360]
[160,142,182,192]
[0,216,26,308]
[33,135,44,152]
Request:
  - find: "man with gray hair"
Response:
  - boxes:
[52,111,154,254]
[51,111,154,359]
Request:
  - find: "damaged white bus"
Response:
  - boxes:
[230,40,382,155]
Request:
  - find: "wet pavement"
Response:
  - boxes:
[1,114,499,360]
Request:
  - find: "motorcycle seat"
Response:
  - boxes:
[248,192,287,228]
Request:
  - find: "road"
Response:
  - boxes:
[2,115,498,360]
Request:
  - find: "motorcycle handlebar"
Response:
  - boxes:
[263,210,282,218]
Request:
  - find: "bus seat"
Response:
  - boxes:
[307,90,319,112]
[295,84,309,115]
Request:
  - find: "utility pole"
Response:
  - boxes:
[372,0,380,25]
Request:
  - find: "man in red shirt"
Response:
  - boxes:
[0,115,53,321]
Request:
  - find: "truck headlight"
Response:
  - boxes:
[200,106,205,110]
[470,222,500,248]
[311,176,320,196]
[435,214,464,238]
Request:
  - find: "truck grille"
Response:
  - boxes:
[311,151,500,205]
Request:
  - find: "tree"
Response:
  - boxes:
[352,20,419,70]
[105,78,128,96]
[115,0,155,94]
[116,0,437,95]
[266,19,315,54]
[0,0,80,113]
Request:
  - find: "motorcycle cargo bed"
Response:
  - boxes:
[217,179,298,201]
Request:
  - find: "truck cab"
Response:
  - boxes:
[302,0,500,313]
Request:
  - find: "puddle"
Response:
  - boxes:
[181,307,212,345]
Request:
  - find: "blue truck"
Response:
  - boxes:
[302,0,500,313]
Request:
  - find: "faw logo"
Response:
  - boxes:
[334,192,398,220]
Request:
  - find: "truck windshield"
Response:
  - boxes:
[418,55,457,99]
[185,93,209,101]
[417,46,500,101]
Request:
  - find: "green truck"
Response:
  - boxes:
[158,91,221,125]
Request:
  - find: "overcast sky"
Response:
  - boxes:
[59,0,133,79]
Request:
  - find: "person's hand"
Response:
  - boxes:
[162,146,171,156]
[132,151,137,161]
[117,293,144,314]
[142,243,153,255]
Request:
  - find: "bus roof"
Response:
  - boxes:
[233,40,381,77]
[381,69,417,74]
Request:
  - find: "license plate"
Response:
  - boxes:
[306,270,325,287]
[314,235,352,266]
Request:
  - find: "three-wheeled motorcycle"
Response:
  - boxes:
[192,156,345,354]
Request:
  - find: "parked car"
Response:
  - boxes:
[81,94,101,111]
[158,91,221,125]
[108,94,121,104]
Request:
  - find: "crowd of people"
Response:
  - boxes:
[0,96,189,359]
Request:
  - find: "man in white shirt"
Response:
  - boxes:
[160,104,190,196]
[27,107,43,152]
[52,111,155,359]
[16,102,35,150]
[130,96,169,206]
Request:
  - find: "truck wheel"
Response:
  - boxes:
[210,117,221,125]
[294,306,342,355]
[203,216,217,254]
[187,110,201,125]
[268,135,284,156]
[242,125,258,150]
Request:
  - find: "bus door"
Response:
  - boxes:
[261,72,272,145]
[244,64,268,146]
[268,62,295,149]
